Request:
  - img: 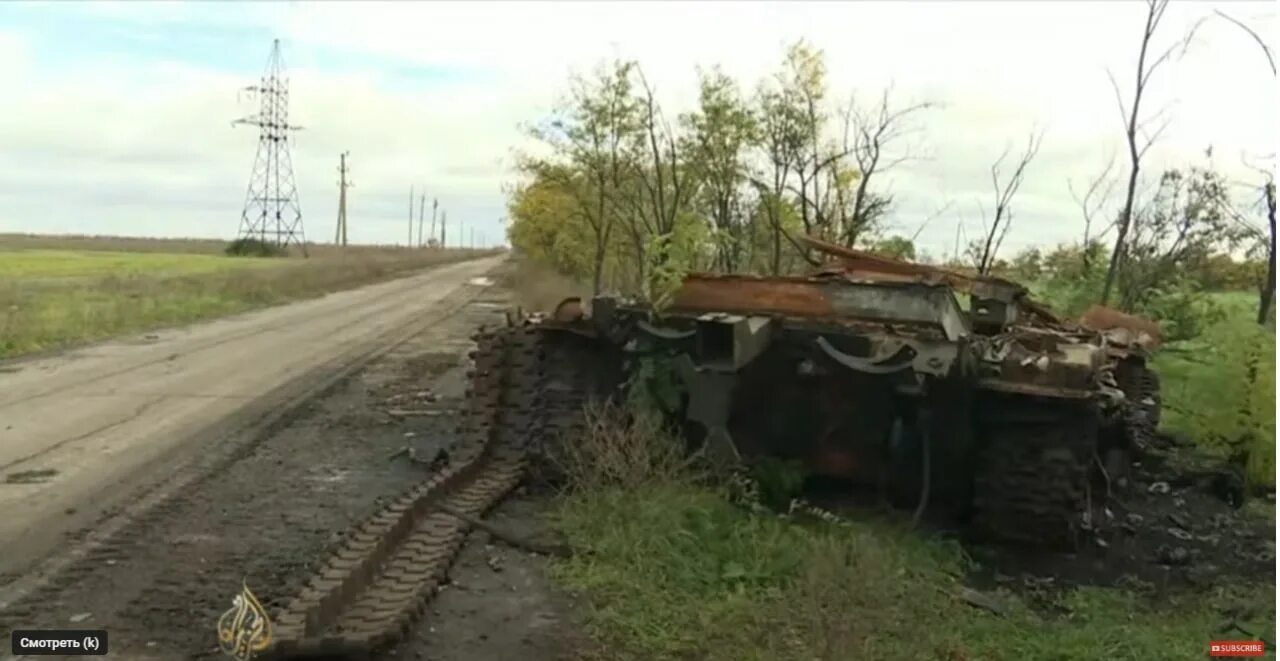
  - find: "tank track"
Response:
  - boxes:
[265,324,543,659]
[525,327,618,482]
[1116,362,1161,450]
[971,397,1097,549]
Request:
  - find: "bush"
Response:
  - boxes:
[224,237,289,258]
[549,402,692,493]
[1136,276,1226,342]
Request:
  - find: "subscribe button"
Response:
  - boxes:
[1210,640,1266,657]
[10,630,108,656]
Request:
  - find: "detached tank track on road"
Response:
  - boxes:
[266,324,546,659]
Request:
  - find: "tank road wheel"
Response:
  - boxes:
[971,397,1097,549]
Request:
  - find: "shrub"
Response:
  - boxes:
[224,237,289,258]
[549,401,692,493]
[1136,276,1225,342]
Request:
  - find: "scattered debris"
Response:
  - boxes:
[436,504,573,559]
[68,612,92,624]
[951,586,1008,617]
[388,446,451,472]
[1148,481,1171,495]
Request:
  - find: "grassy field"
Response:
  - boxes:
[0,235,499,359]
[1152,292,1276,488]
[544,409,1274,661]
[553,485,1271,661]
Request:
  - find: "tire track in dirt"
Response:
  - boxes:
[0,286,512,660]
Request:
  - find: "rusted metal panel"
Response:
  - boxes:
[669,272,970,341]
[671,273,838,317]
[798,234,1028,299]
[1078,304,1162,350]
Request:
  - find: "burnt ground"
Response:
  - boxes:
[811,443,1275,601]
[966,447,1275,599]
[0,279,586,661]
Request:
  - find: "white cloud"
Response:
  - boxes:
[0,1,1275,255]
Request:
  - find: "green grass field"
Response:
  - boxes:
[1153,292,1275,488]
[0,248,280,280]
[545,406,1274,661]
[552,484,1272,661]
[0,239,495,360]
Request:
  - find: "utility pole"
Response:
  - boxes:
[234,39,306,254]
[335,151,351,246]
[417,190,426,248]
[429,198,439,248]
[407,186,414,248]
[441,210,447,248]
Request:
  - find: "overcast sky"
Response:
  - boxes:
[0,1,1274,257]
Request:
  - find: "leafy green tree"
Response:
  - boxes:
[682,67,758,273]
[524,59,641,294]
[870,236,916,261]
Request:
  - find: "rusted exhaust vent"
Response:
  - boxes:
[695,318,736,371]
[694,314,774,372]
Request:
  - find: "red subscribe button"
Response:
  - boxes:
[1210,641,1266,657]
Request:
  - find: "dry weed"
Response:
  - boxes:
[549,401,692,492]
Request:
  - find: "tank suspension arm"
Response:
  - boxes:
[636,320,696,341]
[815,336,916,375]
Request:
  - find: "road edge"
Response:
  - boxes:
[0,276,499,610]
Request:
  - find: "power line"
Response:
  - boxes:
[234,39,306,255]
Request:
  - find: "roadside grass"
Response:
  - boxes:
[545,407,1274,661]
[0,244,497,359]
[1152,292,1276,488]
[552,482,1273,661]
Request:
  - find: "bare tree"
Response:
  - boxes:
[1214,10,1276,75]
[975,130,1045,275]
[1224,172,1278,324]
[1068,155,1119,270]
[841,88,934,246]
[1100,0,1204,304]
[1263,180,1277,324]
[1214,8,1276,324]
[625,67,694,294]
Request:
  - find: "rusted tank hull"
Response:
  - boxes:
[534,242,1158,549]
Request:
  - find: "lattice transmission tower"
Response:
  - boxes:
[234,39,307,253]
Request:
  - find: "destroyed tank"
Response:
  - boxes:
[524,237,1162,548]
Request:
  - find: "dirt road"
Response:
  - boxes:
[0,255,503,577]
[0,255,583,661]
